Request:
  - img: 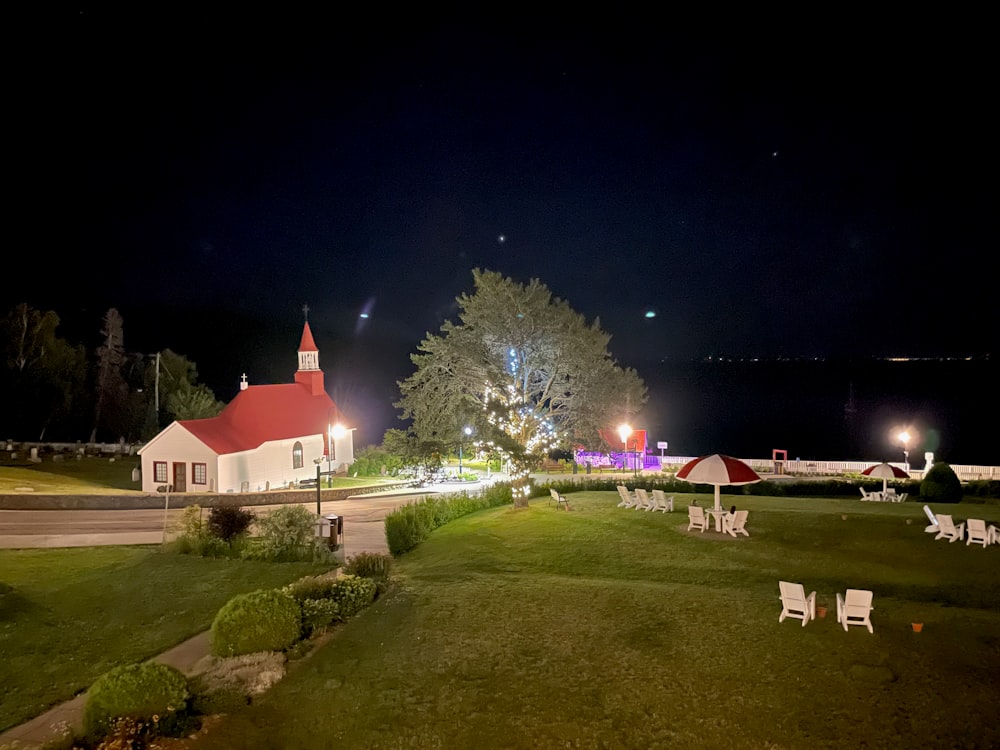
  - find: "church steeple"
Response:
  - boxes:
[294,309,325,396]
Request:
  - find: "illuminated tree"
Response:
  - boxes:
[396,269,646,506]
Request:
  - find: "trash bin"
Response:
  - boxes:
[323,514,343,549]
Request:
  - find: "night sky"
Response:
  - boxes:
[12,13,995,454]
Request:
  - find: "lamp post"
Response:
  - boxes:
[898,430,911,473]
[459,426,472,474]
[617,423,632,474]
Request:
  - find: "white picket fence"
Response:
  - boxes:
[657,456,998,482]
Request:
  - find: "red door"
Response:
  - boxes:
[172,463,187,493]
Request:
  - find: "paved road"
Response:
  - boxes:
[0,491,440,555]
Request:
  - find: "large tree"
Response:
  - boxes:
[0,304,87,440]
[90,308,129,443]
[396,269,647,505]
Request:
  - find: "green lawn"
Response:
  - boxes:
[188,492,1000,749]
[0,547,331,731]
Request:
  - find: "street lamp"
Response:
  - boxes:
[328,421,347,479]
[459,426,472,473]
[898,430,911,472]
[617,423,632,473]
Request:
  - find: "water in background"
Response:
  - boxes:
[640,358,997,465]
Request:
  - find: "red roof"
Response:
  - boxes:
[299,322,318,352]
[180,382,339,455]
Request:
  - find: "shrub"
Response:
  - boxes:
[344,551,393,594]
[921,462,963,503]
[283,573,377,633]
[207,503,255,542]
[82,662,190,742]
[210,589,302,657]
[385,484,514,556]
[328,574,377,618]
[173,505,205,538]
[243,505,321,561]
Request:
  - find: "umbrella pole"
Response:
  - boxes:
[715,485,721,512]
[883,478,888,494]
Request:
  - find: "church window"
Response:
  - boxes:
[153,462,167,483]
[292,441,304,469]
[192,463,207,485]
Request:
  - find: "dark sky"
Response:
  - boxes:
[13,13,996,449]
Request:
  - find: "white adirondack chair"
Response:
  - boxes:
[966,519,990,548]
[723,510,749,538]
[687,505,707,532]
[778,581,816,627]
[923,505,940,534]
[896,492,909,503]
[616,485,636,508]
[651,489,674,512]
[635,488,653,511]
[859,487,874,501]
[934,514,965,543]
[549,488,569,509]
[836,589,874,633]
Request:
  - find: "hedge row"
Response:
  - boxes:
[384,483,514,556]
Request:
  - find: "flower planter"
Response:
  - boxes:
[816,606,828,619]
[912,623,923,633]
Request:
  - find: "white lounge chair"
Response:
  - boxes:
[966,519,990,548]
[616,485,636,508]
[836,589,874,633]
[895,492,908,503]
[635,488,654,511]
[549,488,569,509]
[778,581,816,627]
[723,510,749,538]
[651,489,674,513]
[934,514,965,543]
[923,505,939,534]
[859,487,874,501]
[687,505,707,532]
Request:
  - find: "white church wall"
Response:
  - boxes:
[219,435,325,493]
[332,432,355,473]
[137,424,219,494]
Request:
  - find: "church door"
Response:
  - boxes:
[172,462,187,493]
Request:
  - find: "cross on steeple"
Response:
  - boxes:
[302,303,310,321]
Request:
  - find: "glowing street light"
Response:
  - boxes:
[617,424,632,473]
[459,426,473,473]
[898,430,911,472]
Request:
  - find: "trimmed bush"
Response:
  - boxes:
[207,503,255,542]
[283,573,377,632]
[211,589,302,657]
[921,462,963,503]
[82,662,190,742]
[328,574,377,618]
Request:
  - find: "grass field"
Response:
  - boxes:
[183,492,1000,749]
[0,547,332,731]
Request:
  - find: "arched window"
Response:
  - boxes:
[292,441,304,469]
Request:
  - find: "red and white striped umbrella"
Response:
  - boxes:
[861,462,909,493]
[676,454,762,511]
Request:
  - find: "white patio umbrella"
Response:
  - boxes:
[676,454,762,511]
[861,462,909,494]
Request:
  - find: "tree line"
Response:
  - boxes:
[1,303,224,443]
